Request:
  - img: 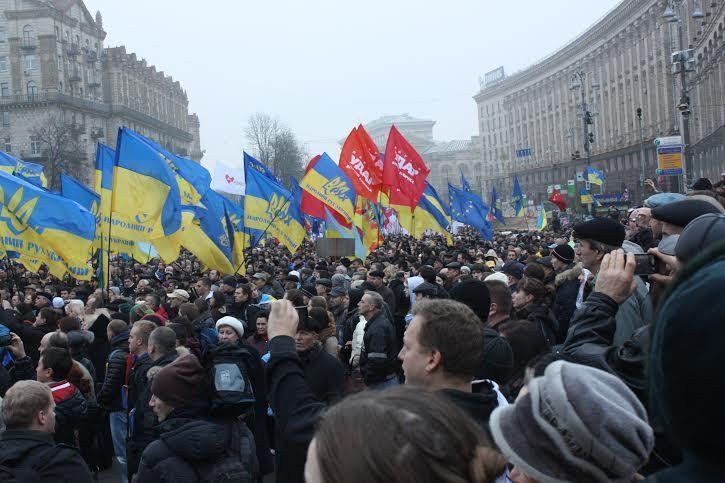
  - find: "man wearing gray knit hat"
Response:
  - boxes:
[489,360,654,483]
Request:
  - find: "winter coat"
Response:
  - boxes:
[0,430,93,482]
[349,314,367,369]
[0,354,34,397]
[135,410,258,483]
[612,276,652,347]
[375,284,397,315]
[192,311,215,333]
[50,380,88,447]
[552,263,581,340]
[359,310,398,385]
[97,331,129,412]
[126,350,178,479]
[515,303,559,347]
[245,334,268,357]
[438,383,500,437]
[298,342,344,405]
[260,280,284,300]
[266,336,326,483]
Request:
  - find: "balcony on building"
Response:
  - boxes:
[84,50,97,63]
[66,43,81,57]
[69,69,82,82]
[20,38,37,50]
[69,122,86,137]
[90,127,104,139]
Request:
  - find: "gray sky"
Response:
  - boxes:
[84,0,621,171]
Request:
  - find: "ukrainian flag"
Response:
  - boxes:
[244,158,305,253]
[222,196,249,275]
[0,152,15,174]
[112,128,182,239]
[244,152,279,183]
[406,182,452,243]
[14,160,48,189]
[300,153,356,224]
[144,137,210,209]
[0,170,95,279]
[183,190,234,273]
[325,208,367,259]
[587,166,605,186]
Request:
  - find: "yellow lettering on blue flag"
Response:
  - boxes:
[300,153,356,223]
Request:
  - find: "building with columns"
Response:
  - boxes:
[0,0,202,186]
[474,0,724,206]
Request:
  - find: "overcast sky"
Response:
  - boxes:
[84,0,621,171]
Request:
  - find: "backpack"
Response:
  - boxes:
[193,422,258,483]
[205,343,256,417]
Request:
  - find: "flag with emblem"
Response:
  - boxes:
[299,152,356,223]
[340,127,383,202]
[212,161,245,196]
[383,126,430,207]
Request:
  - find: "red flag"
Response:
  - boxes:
[301,155,352,227]
[356,125,384,179]
[339,127,383,202]
[383,125,430,207]
[548,189,567,211]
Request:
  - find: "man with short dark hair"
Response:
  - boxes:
[194,277,213,302]
[36,347,87,447]
[484,281,512,332]
[126,324,179,480]
[399,299,502,430]
[358,291,398,389]
[0,380,93,482]
[366,270,396,314]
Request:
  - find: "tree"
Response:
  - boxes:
[244,113,305,184]
[29,115,87,189]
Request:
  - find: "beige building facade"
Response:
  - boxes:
[474,0,725,204]
[0,0,202,186]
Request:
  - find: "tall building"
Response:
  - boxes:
[474,0,724,205]
[0,0,202,186]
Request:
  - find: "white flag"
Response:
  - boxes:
[212,161,245,195]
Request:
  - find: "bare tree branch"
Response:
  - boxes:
[29,115,86,189]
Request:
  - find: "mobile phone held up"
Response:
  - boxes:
[633,254,660,276]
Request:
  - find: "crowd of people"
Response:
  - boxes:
[0,177,723,482]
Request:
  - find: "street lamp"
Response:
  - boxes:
[570,70,598,214]
[636,107,646,201]
[663,0,700,191]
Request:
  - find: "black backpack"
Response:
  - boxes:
[205,343,256,417]
[194,422,258,483]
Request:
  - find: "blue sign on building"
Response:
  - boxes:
[516,148,533,158]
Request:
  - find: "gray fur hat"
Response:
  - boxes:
[489,360,654,483]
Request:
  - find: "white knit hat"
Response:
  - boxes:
[215,316,246,338]
[484,272,509,284]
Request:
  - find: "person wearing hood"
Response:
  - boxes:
[512,278,559,347]
[399,299,503,435]
[135,354,259,483]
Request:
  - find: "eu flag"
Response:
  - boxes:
[460,168,472,192]
[449,183,493,240]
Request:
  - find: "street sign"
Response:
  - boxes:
[654,136,683,147]
[516,148,533,158]
[656,145,683,176]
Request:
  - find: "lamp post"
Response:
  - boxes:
[636,107,646,202]
[663,0,700,192]
[570,70,596,213]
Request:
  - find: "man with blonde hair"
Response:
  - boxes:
[0,380,93,481]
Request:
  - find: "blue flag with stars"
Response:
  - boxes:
[460,168,472,192]
[448,183,492,240]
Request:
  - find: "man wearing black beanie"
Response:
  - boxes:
[573,218,652,346]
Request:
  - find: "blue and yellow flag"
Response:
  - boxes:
[244,152,279,183]
[580,188,594,205]
[325,207,367,260]
[222,196,249,275]
[490,186,505,224]
[300,152,356,223]
[244,157,305,253]
[404,182,451,243]
[586,166,605,186]
[0,152,15,174]
[14,160,48,189]
[511,175,524,217]
[144,136,210,209]
[0,170,95,279]
[113,127,182,239]
[183,190,233,273]
[537,202,548,231]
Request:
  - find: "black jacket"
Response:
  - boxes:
[127,351,177,479]
[552,264,581,340]
[52,383,88,447]
[298,343,344,405]
[438,383,500,437]
[266,336,325,483]
[516,303,560,347]
[192,311,215,333]
[388,278,409,318]
[375,284,396,315]
[135,409,258,483]
[359,310,398,385]
[0,430,93,482]
[0,354,34,397]
[97,331,129,412]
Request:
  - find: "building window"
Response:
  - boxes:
[22,25,33,43]
[0,83,9,98]
[55,26,60,38]
[59,81,63,92]
[0,29,6,43]
[57,55,62,70]
[23,55,38,71]
[0,56,6,72]
[1,112,9,127]
[4,141,11,153]
[27,81,37,100]
[30,138,41,155]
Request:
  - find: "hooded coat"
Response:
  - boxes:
[0,430,93,482]
[552,263,581,340]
